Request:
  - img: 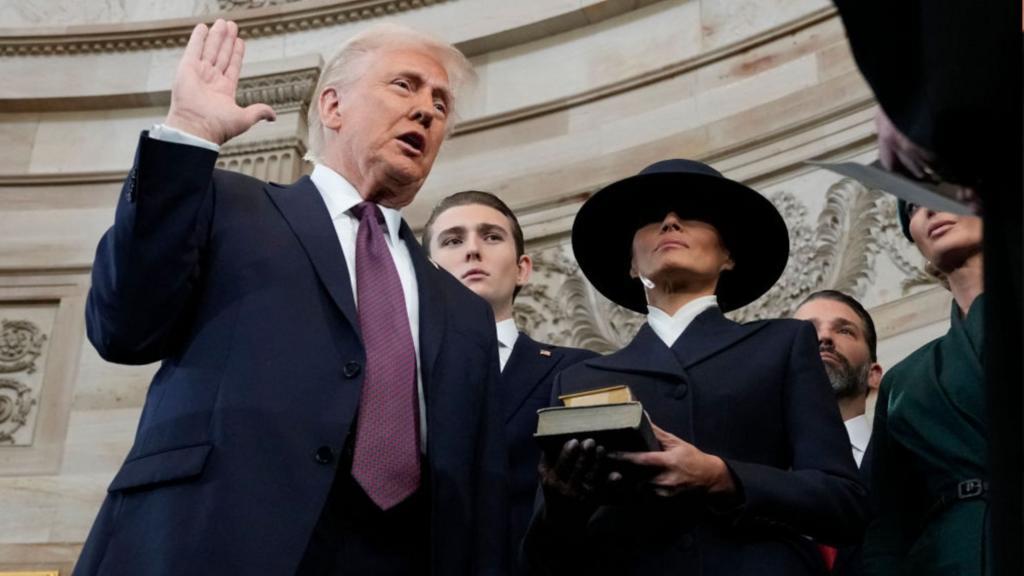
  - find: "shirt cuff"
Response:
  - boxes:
[149,124,220,152]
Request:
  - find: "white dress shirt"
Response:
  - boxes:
[496,318,520,372]
[148,125,427,449]
[843,414,871,468]
[646,295,719,348]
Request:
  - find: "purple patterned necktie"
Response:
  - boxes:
[349,201,421,510]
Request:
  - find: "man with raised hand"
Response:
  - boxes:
[75,19,506,576]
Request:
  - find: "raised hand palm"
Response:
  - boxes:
[166,19,275,145]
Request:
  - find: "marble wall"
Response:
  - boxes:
[0,0,950,571]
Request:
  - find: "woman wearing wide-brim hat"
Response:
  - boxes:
[522,160,868,576]
[863,200,988,576]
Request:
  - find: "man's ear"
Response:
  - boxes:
[319,87,343,130]
[867,363,883,392]
[516,254,533,287]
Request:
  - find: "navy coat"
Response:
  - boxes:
[500,334,597,567]
[74,134,507,575]
[831,438,874,576]
[524,308,868,576]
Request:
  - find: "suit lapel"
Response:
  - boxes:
[584,324,686,381]
[671,307,769,368]
[502,334,562,423]
[401,221,445,397]
[264,177,359,334]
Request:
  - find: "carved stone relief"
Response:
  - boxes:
[216,67,317,182]
[216,137,307,182]
[237,67,320,116]
[0,377,36,444]
[514,177,935,352]
[0,317,49,445]
[0,319,47,374]
[219,0,303,10]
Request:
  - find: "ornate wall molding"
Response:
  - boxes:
[0,318,48,446]
[0,62,319,115]
[0,319,47,374]
[217,137,307,181]
[237,67,319,114]
[219,0,304,11]
[0,278,87,472]
[0,0,451,57]
[0,377,36,444]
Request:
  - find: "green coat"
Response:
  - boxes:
[864,294,988,576]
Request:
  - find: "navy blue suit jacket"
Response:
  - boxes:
[831,438,875,576]
[524,308,868,576]
[500,334,597,567]
[74,135,507,575]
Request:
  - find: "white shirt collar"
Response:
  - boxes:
[646,295,719,348]
[311,163,403,247]
[496,318,520,351]
[844,414,871,464]
[496,318,520,372]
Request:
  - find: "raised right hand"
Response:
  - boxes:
[164,19,276,145]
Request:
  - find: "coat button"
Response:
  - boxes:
[313,446,334,465]
[343,361,361,379]
[672,382,688,399]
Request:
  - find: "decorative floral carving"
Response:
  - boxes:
[514,177,933,351]
[730,178,887,322]
[0,319,47,374]
[0,378,36,444]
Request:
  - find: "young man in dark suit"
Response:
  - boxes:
[423,191,598,567]
[75,19,506,576]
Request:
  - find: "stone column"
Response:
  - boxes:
[216,57,321,182]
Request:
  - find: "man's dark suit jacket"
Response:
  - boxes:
[831,439,874,576]
[73,134,507,575]
[500,334,597,567]
[523,308,869,576]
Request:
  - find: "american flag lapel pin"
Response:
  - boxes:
[539,350,552,357]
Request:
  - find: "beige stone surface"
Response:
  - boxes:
[0,0,218,28]
[0,115,38,174]
[27,109,162,174]
[0,50,155,101]
[700,0,832,50]
[72,343,155,412]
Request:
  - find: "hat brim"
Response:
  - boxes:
[572,171,789,313]
[896,199,914,241]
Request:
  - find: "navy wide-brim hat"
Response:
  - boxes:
[571,159,790,313]
[896,198,915,241]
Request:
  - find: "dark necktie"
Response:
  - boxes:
[349,201,421,510]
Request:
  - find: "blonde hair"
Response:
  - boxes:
[304,23,475,164]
